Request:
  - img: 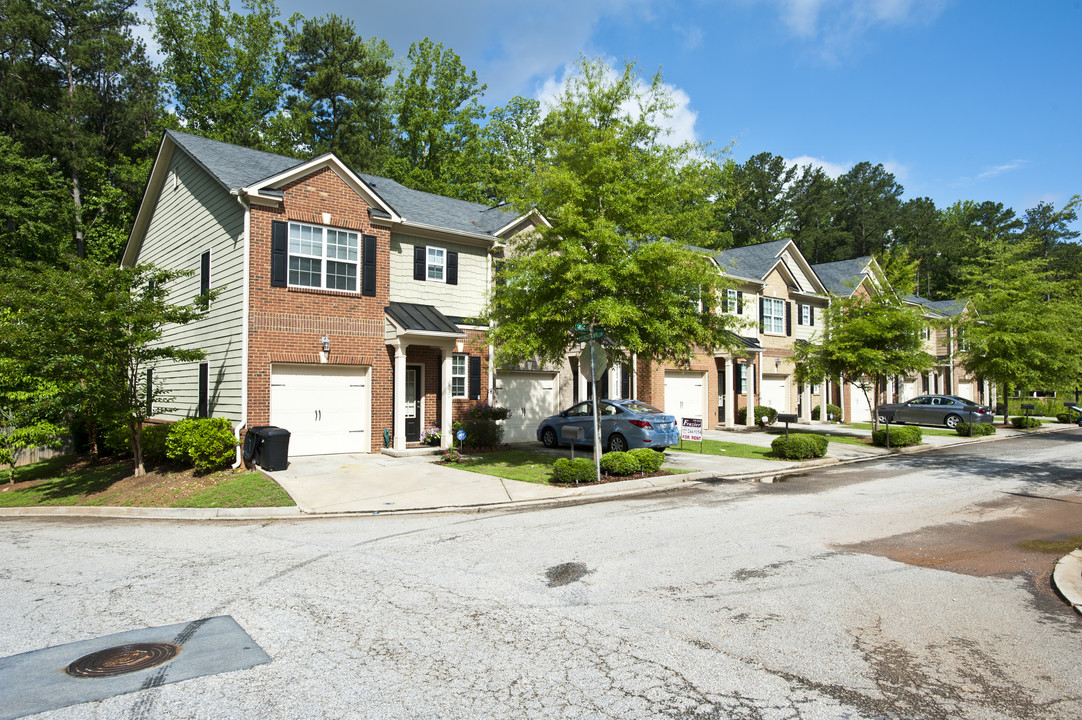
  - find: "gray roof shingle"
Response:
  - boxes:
[712,239,792,281]
[904,294,967,317]
[810,256,874,295]
[167,129,521,238]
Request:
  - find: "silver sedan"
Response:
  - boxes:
[877,395,994,429]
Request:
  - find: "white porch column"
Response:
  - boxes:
[724,357,735,428]
[745,360,756,428]
[440,345,455,449]
[820,376,829,423]
[393,342,408,451]
[800,379,812,423]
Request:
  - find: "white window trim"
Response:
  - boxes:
[763,297,785,334]
[427,246,446,283]
[287,221,360,293]
[451,354,467,398]
[799,304,811,326]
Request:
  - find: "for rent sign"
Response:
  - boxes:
[680,417,702,442]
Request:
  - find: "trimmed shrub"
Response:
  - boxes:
[1056,412,1070,424]
[456,402,511,449]
[872,425,922,447]
[811,404,843,422]
[736,405,778,426]
[770,433,828,460]
[629,448,664,473]
[955,422,996,437]
[551,457,597,484]
[166,417,237,474]
[1010,416,1042,429]
[600,451,639,476]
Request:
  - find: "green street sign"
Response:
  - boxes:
[573,324,604,341]
[573,323,589,333]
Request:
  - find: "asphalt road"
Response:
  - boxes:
[2,431,1081,719]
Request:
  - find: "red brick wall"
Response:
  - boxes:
[247,166,392,452]
[636,351,757,426]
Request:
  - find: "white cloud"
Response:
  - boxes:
[785,155,848,178]
[535,58,702,147]
[673,23,705,50]
[768,0,949,61]
[976,160,1026,181]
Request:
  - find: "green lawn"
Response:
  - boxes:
[667,438,780,460]
[454,450,558,484]
[843,422,957,437]
[765,429,869,446]
[0,454,294,508]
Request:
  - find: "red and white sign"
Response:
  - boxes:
[680,417,702,442]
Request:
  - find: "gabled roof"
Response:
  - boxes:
[165,130,525,240]
[811,256,876,296]
[712,239,829,296]
[904,294,969,318]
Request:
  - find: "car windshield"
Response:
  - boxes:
[620,401,663,414]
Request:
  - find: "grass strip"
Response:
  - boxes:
[668,438,780,460]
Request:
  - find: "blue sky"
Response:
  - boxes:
[159,0,1082,228]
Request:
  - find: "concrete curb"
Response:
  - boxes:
[0,424,1076,521]
[1053,549,1082,616]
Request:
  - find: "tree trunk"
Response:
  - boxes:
[130,421,145,477]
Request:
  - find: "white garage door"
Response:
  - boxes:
[665,371,705,423]
[956,381,974,400]
[847,382,873,423]
[902,378,917,402]
[270,364,370,456]
[495,372,557,444]
[760,374,789,414]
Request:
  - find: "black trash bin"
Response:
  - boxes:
[256,426,291,471]
[242,426,267,463]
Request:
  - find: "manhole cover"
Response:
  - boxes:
[65,643,179,678]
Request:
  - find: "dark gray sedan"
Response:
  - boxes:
[877,395,994,429]
[537,399,680,452]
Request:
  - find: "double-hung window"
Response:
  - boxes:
[451,354,467,398]
[799,303,812,326]
[762,298,785,334]
[427,247,446,281]
[288,221,359,292]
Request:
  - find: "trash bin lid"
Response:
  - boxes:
[260,427,290,438]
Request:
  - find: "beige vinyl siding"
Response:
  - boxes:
[137,151,246,422]
[780,249,815,291]
[388,232,489,317]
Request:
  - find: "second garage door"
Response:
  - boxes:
[269,364,371,456]
[665,371,705,423]
[494,372,558,444]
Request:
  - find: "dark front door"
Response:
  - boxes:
[405,365,422,441]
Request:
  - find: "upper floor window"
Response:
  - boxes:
[414,245,459,285]
[726,289,742,314]
[288,221,359,292]
[762,297,785,334]
[798,303,813,326]
[920,325,930,340]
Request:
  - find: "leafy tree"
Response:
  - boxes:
[724,152,798,247]
[0,262,208,476]
[283,14,393,171]
[893,196,947,298]
[488,57,742,367]
[0,334,65,484]
[0,0,162,259]
[0,135,74,264]
[479,95,544,205]
[151,0,286,151]
[382,38,488,201]
[794,284,934,430]
[957,235,1079,423]
[1023,196,1080,258]
[788,164,844,263]
[834,161,903,258]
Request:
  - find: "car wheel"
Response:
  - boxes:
[607,433,628,453]
[541,427,558,448]
[944,414,962,429]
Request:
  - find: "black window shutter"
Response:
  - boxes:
[198,363,209,418]
[146,369,153,416]
[796,304,803,326]
[414,245,426,281]
[621,363,631,399]
[271,221,288,287]
[468,355,481,400]
[759,297,765,332]
[736,291,743,314]
[809,306,815,326]
[786,302,792,336]
[722,294,729,313]
[200,251,210,295]
[446,250,458,285]
[361,234,377,296]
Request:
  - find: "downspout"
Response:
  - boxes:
[232,192,251,469]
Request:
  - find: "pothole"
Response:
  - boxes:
[545,562,590,587]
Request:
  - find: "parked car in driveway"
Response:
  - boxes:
[877,395,994,429]
[537,399,680,452]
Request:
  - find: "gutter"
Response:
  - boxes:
[232,192,252,469]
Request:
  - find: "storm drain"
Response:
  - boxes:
[66,642,179,678]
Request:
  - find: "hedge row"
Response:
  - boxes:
[106,418,237,474]
[955,422,996,437]
[736,405,778,425]
[811,404,843,422]
[871,425,922,447]
[552,448,664,483]
[770,433,828,460]
[1010,416,1042,429]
